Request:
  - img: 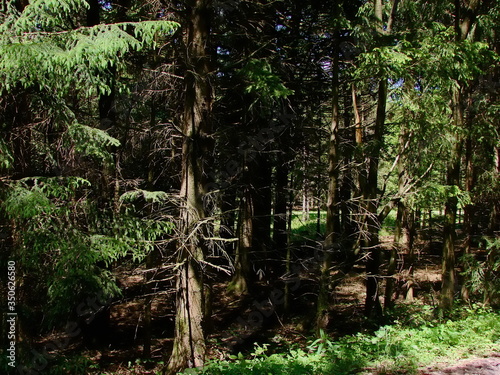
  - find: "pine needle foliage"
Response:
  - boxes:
[0,3,179,95]
[2,177,173,325]
[0,0,179,327]
[65,122,121,162]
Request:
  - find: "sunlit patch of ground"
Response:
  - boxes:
[422,353,500,375]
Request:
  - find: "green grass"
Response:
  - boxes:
[291,211,326,241]
[292,209,454,239]
[379,209,397,237]
[189,305,500,374]
[291,210,399,239]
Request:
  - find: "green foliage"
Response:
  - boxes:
[239,59,294,102]
[11,0,90,31]
[44,354,93,375]
[356,44,412,81]
[65,122,120,163]
[408,182,472,211]
[4,183,55,219]
[2,177,172,324]
[290,211,326,241]
[475,168,500,201]
[190,308,500,375]
[461,237,500,306]
[183,343,326,375]
[0,4,179,95]
[379,209,397,237]
[0,138,14,169]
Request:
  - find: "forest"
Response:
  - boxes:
[0,0,499,374]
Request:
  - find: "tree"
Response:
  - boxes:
[166,0,213,372]
[0,0,178,368]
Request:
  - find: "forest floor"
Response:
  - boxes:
[29,229,500,374]
[422,354,500,374]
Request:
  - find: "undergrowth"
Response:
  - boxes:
[186,305,500,375]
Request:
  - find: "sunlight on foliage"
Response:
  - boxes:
[190,308,500,375]
[239,59,294,101]
[65,122,120,162]
[0,7,179,95]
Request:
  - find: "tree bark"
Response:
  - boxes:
[384,129,407,310]
[316,42,340,333]
[273,151,289,263]
[228,186,252,295]
[441,129,462,311]
[364,0,399,319]
[440,0,480,312]
[166,0,213,372]
[363,78,386,318]
[441,86,463,311]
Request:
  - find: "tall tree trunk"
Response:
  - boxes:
[441,128,462,312]
[440,0,479,312]
[405,210,417,300]
[364,0,399,319]
[490,141,500,233]
[284,175,294,314]
[316,37,340,333]
[273,152,289,265]
[302,154,310,222]
[251,152,272,279]
[363,78,386,318]
[166,0,212,372]
[384,130,407,310]
[352,83,366,253]
[340,86,354,241]
[461,132,474,301]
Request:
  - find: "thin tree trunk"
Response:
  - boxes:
[363,77,386,318]
[229,187,252,295]
[316,34,340,333]
[352,83,365,254]
[405,210,417,300]
[252,153,272,279]
[461,128,474,301]
[273,152,289,264]
[364,0,400,318]
[441,84,463,312]
[284,175,294,315]
[384,133,407,310]
[302,177,310,222]
[490,142,500,233]
[340,87,354,241]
